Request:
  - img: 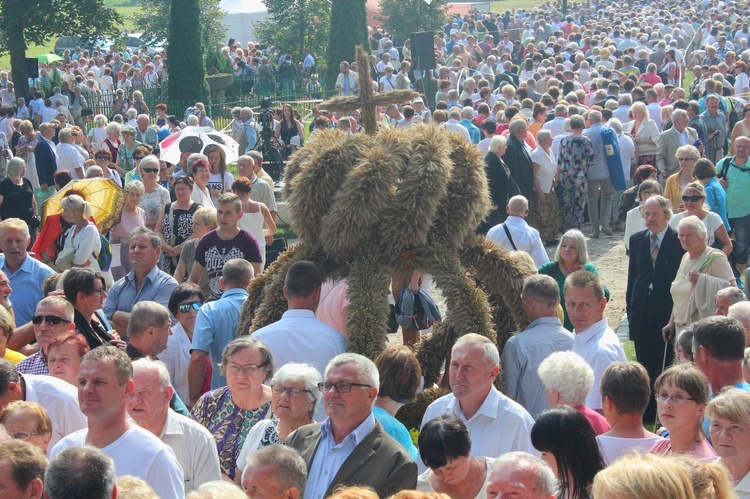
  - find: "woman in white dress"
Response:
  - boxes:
[58,194,112,286]
[231,177,275,267]
[417,414,494,499]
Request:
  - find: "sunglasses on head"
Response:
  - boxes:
[31,315,71,325]
[95,155,108,160]
[682,195,704,202]
[142,168,158,173]
[177,301,202,313]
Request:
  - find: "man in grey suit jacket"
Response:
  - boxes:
[287,353,417,499]
[656,109,699,179]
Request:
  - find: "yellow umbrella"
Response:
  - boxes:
[42,179,126,233]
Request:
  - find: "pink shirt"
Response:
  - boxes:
[649,437,718,460]
[576,405,611,435]
[110,207,146,242]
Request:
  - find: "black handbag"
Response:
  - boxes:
[264,237,288,269]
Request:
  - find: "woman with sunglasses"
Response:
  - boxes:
[61,268,124,350]
[234,363,321,484]
[649,363,716,459]
[137,155,171,232]
[190,337,274,480]
[730,100,750,143]
[155,176,197,275]
[669,181,733,257]
[664,145,701,212]
[92,148,122,185]
[160,284,209,405]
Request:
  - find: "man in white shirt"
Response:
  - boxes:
[50,346,185,499]
[55,128,85,179]
[251,261,345,420]
[128,359,220,493]
[487,196,549,268]
[442,108,471,142]
[420,334,536,473]
[567,270,627,412]
[541,104,568,138]
[0,359,87,448]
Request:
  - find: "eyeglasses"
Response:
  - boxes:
[225,362,267,376]
[317,381,372,393]
[142,168,158,173]
[9,431,37,440]
[89,287,106,295]
[655,392,695,404]
[271,385,311,397]
[677,157,696,161]
[177,301,202,313]
[744,109,750,113]
[95,155,109,160]
[681,195,704,203]
[31,315,71,326]
[133,156,145,160]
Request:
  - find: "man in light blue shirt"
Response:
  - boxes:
[0,219,54,327]
[582,110,615,238]
[287,353,417,499]
[103,227,178,336]
[188,259,251,406]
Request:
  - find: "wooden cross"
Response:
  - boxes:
[320,45,418,135]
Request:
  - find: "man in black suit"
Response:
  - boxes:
[35,122,58,194]
[287,353,417,498]
[626,195,685,422]
[502,119,534,200]
[482,136,518,232]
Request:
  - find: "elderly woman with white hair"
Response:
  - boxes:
[626,101,660,166]
[706,388,750,494]
[482,134,518,230]
[115,125,142,177]
[86,114,108,151]
[664,215,736,338]
[233,362,321,481]
[0,158,37,236]
[528,128,560,243]
[137,155,171,231]
[537,351,611,435]
[57,194,112,284]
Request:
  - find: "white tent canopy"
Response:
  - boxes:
[220,0,268,44]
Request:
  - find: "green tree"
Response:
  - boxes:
[254,0,331,64]
[135,0,226,50]
[0,0,121,100]
[325,0,368,89]
[167,0,210,110]
[377,0,449,44]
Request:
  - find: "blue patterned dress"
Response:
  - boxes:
[190,386,272,479]
[558,135,595,230]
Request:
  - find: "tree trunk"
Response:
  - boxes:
[8,26,28,101]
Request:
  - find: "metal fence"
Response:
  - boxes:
[81,76,333,132]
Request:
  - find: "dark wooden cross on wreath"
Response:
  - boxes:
[319,45,419,135]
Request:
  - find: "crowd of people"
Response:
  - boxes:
[0,0,749,497]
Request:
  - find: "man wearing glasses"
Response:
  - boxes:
[287,353,417,499]
[16,297,76,376]
[656,110,698,180]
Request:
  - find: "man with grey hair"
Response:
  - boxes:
[503,119,534,200]
[128,359,221,493]
[485,452,557,499]
[612,94,632,123]
[125,301,172,361]
[583,110,615,238]
[135,114,159,152]
[656,110,698,178]
[17,296,76,375]
[51,346,185,499]
[541,104,567,138]
[715,287,747,316]
[727,302,750,347]
[460,106,480,144]
[502,275,574,417]
[56,127,85,179]
[45,445,117,499]
[487,195,549,267]
[238,107,257,154]
[442,107,471,142]
[242,445,307,499]
[421,334,535,473]
[287,352,417,498]
[104,227,178,336]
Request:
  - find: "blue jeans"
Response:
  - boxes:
[730,213,750,265]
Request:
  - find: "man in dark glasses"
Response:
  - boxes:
[16,297,76,376]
